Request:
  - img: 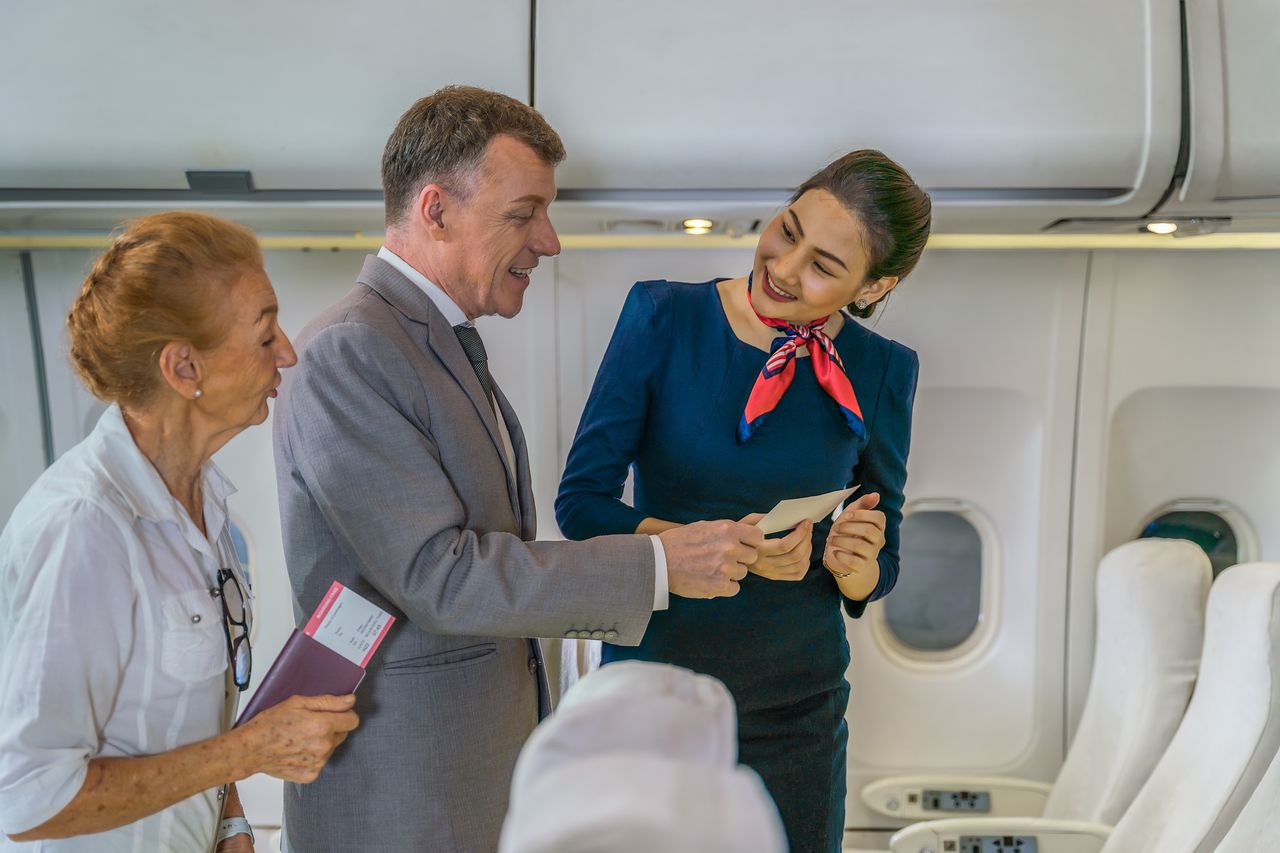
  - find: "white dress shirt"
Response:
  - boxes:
[377,247,669,609]
[0,405,248,851]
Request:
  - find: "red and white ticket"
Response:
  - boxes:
[303,581,395,668]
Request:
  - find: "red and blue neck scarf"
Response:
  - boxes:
[738,273,866,443]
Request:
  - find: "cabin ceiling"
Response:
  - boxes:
[1,0,1278,236]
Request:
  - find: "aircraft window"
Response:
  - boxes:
[1138,507,1249,579]
[884,509,984,652]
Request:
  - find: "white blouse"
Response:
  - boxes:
[0,405,250,852]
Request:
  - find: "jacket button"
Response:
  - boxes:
[590,630,605,640]
[604,630,619,641]
[528,658,538,674]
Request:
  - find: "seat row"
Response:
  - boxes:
[860,539,1280,853]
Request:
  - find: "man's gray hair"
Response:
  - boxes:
[381,85,566,227]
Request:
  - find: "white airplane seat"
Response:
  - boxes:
[1213,728,1280,851]
[862,538,1211,824]
[1102,561,1280,852]
[499,661,786,853]
[1042,538,1211,823]
[888,561,1280,853]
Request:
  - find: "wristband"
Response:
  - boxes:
[216,816,255,845]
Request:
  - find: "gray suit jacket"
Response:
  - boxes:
[273,256,655,852]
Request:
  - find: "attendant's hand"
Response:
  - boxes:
[738,515,813,581]
[823,492,885,597]
[235,694,360,784]
[659,520,764,599]
[215,833,254,853]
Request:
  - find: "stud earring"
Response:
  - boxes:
[854,298,869,310]
[194,388,203,399]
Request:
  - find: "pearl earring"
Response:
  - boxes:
[194,389,203,399]
[855,298,869,310]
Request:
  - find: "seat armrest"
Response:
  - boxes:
[861,775,1054,819]
[889,817,1112,853]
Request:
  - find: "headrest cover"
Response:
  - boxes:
[501,662,785,853]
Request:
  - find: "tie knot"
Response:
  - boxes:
[453,324,488,366]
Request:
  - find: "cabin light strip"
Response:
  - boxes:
[3,232,1280,251]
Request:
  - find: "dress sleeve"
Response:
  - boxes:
[0,502,136,835]
[556,281,669,539]
[844,342,920,619]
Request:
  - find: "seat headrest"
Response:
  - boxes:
[1044,538,1211,823]
[501,662,785,853]
[499,754,787,853]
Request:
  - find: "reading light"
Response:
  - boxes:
[1146,221,1179,235]
[682,218,714,230]
[683,226,712,235]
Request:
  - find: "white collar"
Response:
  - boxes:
[91,404,237,525]
[378,246,471,327]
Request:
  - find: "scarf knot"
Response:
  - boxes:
[738,274,866,443]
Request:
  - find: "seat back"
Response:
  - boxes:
[1213,741,1280,852]
[499,661,787,853]
[1103,562,1280,853]
[1044,538,1211,822]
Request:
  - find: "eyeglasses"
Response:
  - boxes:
[215,567,253,691]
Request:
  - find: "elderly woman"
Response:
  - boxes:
[557,150,930,853]
[0,212,359,852]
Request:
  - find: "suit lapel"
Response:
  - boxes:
[356,256,521,520]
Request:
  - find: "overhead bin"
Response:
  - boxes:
[1156,0,1280,220]
[0,0,529,192]
[536,0,1183,232]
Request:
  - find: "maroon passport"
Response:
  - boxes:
[236,581,395,725]
[236,630,367,724]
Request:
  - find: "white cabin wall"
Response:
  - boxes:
[0,254,45,523]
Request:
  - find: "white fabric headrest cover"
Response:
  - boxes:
[513,660,738,795]
[501,662,785,853]
[1044,538,1211,823]
[500,754,787,853]
[1103,562,1280,853]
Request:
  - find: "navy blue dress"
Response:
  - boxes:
[556,280,918,853]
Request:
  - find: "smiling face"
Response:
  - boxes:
[751,189,895,325]
[195,268,296,432]
[436,135,561,319]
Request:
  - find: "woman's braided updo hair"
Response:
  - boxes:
[791,150,932,318]
[67,211,262,406]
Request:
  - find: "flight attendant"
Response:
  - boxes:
[556,150,930,853]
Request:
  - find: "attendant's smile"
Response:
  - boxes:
[761,268,798,303]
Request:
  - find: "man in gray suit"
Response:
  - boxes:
[273,85,764,851]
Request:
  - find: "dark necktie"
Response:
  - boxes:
[453,324,495,409]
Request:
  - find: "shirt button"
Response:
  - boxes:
[528,658,538,674]
[190,614,202,624]
[604,630,619,641]
[590,630,605,640]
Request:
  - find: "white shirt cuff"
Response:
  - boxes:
[649,535,669,611]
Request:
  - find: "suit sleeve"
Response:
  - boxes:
[844,342,920,619]
[277,319,655,644]
[555,281,665,540]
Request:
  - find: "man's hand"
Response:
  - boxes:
[658,520,764,598]
[738,515,814,581]
[823,492,885,598]
[234,694,360,784]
